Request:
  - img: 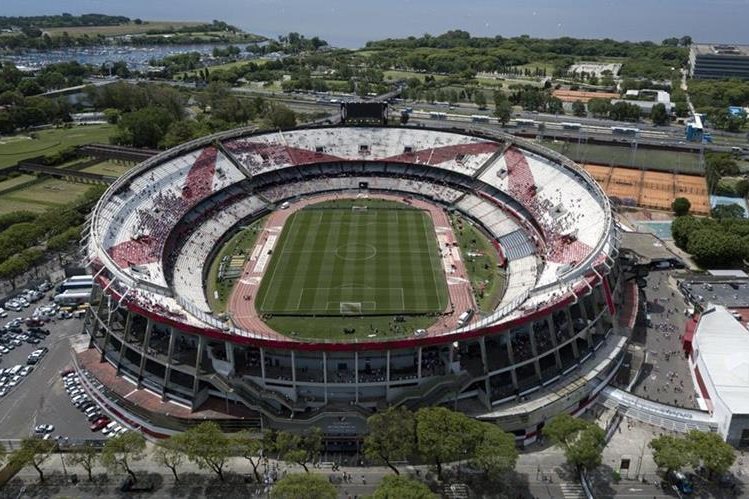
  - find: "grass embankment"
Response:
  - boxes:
[450,213,506,313]
[206,217,267,313]
[0,125,115,170]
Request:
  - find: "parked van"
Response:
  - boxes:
[457,309,474,327]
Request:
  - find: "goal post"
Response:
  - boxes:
[351,205,368,212]
[340,302,363,315]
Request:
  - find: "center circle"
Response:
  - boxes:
[335,243,377,261]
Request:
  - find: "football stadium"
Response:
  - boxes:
[78,121,630,447]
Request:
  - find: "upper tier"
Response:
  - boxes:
[87,125,618,346]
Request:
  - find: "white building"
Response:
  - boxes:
[689,304,749,447]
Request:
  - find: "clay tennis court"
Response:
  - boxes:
[582,164,709,215]
[552,89,621,103]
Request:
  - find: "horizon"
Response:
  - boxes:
[2,0,749,48]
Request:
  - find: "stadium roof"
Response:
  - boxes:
[694,304,749,414]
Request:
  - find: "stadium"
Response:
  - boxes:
[78,121,629,447]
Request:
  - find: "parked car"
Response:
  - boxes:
[90,417,111,431]
[34,424,54,434]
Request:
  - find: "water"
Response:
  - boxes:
[1,43,254,71]
[636,221,673,240]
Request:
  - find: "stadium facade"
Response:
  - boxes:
[79,125,631,445]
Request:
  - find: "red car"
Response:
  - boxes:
[90,417,110,432]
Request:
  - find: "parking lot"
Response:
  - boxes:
[0,287,106,442]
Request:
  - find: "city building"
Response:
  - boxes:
[690,44,749,80]
[687,305,749,447]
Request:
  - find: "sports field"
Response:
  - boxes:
[256,201,448,316]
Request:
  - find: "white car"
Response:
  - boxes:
[20,366,33,376]
[0,308,7,318]
[101,422,118,435]
[34,424,54,434]
[8,376,21,387]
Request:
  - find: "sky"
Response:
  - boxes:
[4,0,749,48]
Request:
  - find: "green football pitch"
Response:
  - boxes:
[255,201,449,316]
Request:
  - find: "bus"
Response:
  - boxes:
[561,122,582,130]
[515,118,536,127]
[611,126,639,136]
[53,290,91,306]
[57,275,93,293]
[471,114,490,123]
[429,112,448,120]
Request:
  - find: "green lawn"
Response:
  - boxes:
[541,139,703,173]
[43,21,205,38]
[1,178,92,206]
[0,174,37,194]
[0,125,115,170]
[450,214,506,313]
[256,199,448,318]
[384,70,448,82]
[81,160,134,177]
[206,217,266,313]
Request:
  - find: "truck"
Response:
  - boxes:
[53,290,91,306]
[57,276,93,293]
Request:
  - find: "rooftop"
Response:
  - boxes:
[681,279,749,309]
[693,305,749,414]
[692,44,749,57]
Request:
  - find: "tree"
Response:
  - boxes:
[672,197,691,216]
[270,473,337,499]
[114,107,172,148]
[651,103,669,125]
[181,421,231,481]
[364,406,416,475]
[0,441,5,466]
[547,96,564,115]
[274,428,322,473]
[494,100,512,126]
[472,423,519,480]
[544,414,605,471]
[66,442,100,481]
[687,430,736,479]
[587,98,612,118]
[267,103,297,128]
[153,436,186,482]
[564,424,606,471]
[100,432,146,482]
[474,91,487,109]
[572,100,586,117]
[400,111,410,125]
[232,430,264,482]
[372,475,437,499]
[9,438,55,482]
[649,435,695,474]
[711,203,745,220]
[416,407,478,480]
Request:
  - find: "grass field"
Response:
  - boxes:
[450,214,506,313]
[0,178,92,214]
[541,139,703,174]
[43,21,205,38]
[0,174,37,194]
[80,160,134,177]
[0,125,115,170]
[206,217,266,313]
[256,200,448,317]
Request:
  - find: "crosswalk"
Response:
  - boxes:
[559,482,586,499]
